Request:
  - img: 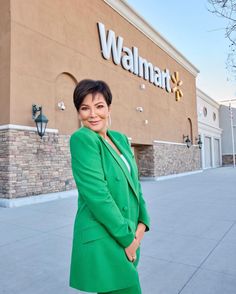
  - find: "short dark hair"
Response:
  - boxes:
[73,79,112,111]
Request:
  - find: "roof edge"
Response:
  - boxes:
[103,0,200,77]
[197,88,220,109]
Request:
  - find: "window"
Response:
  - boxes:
[213,112,216,121]
[203,107,207,117]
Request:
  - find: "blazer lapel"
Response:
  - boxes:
[99,131,139,201]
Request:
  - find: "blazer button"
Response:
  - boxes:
[122,206,128,212]
[115,176,120,181]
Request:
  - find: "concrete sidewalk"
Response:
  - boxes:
[0,167,236,294]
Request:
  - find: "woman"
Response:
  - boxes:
[69,79,150,294]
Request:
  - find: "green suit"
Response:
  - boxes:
[69,127,150,293]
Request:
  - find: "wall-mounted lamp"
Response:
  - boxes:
[195,135,203,149]
[140,84,146,90]
[32,104,49,138]
[144,119,148,125]
[136,106,144,112]
[183,135,191,148]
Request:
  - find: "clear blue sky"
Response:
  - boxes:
[126,0,235,102]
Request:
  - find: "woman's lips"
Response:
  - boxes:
[89,121,101,125]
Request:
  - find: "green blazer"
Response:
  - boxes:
[69,126,150,293]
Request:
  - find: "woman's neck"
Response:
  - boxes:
[98,128,108,140]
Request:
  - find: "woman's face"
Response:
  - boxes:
[78,92,111,136]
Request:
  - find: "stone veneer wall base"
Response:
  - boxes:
[137,141,201,177]
[222,154,236,166]
[0,129,76,199]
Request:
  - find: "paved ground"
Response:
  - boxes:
[0,167,236,294]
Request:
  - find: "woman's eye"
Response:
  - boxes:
[97,105,104,108]
[80,107,88,111]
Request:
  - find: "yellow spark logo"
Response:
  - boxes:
[171,72,183,101]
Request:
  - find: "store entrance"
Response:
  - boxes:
[131,144,154,178]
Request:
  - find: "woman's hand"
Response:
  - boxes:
[125,238,140,262]
[135,223,146,244]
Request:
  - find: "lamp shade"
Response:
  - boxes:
[198,136,203,149]
[186,137,191,148]
[35,112,48,138]
[183,135,191,148]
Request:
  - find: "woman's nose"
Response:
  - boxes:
[89,108,96,117]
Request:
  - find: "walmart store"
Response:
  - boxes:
[0,0,201,205]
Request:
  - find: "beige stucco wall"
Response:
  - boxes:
[0,0,11,125]
[9,0,198,145]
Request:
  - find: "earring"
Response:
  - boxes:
[108,114,112,127]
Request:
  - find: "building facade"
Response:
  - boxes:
[197,89,222,169]
[0,0,201,202]
[219,102,236,165]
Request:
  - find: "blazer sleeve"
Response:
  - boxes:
[70,131,135,248]
[122,134,150,232]
[137,181,150,231]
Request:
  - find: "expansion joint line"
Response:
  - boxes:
[177,221,236,294]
